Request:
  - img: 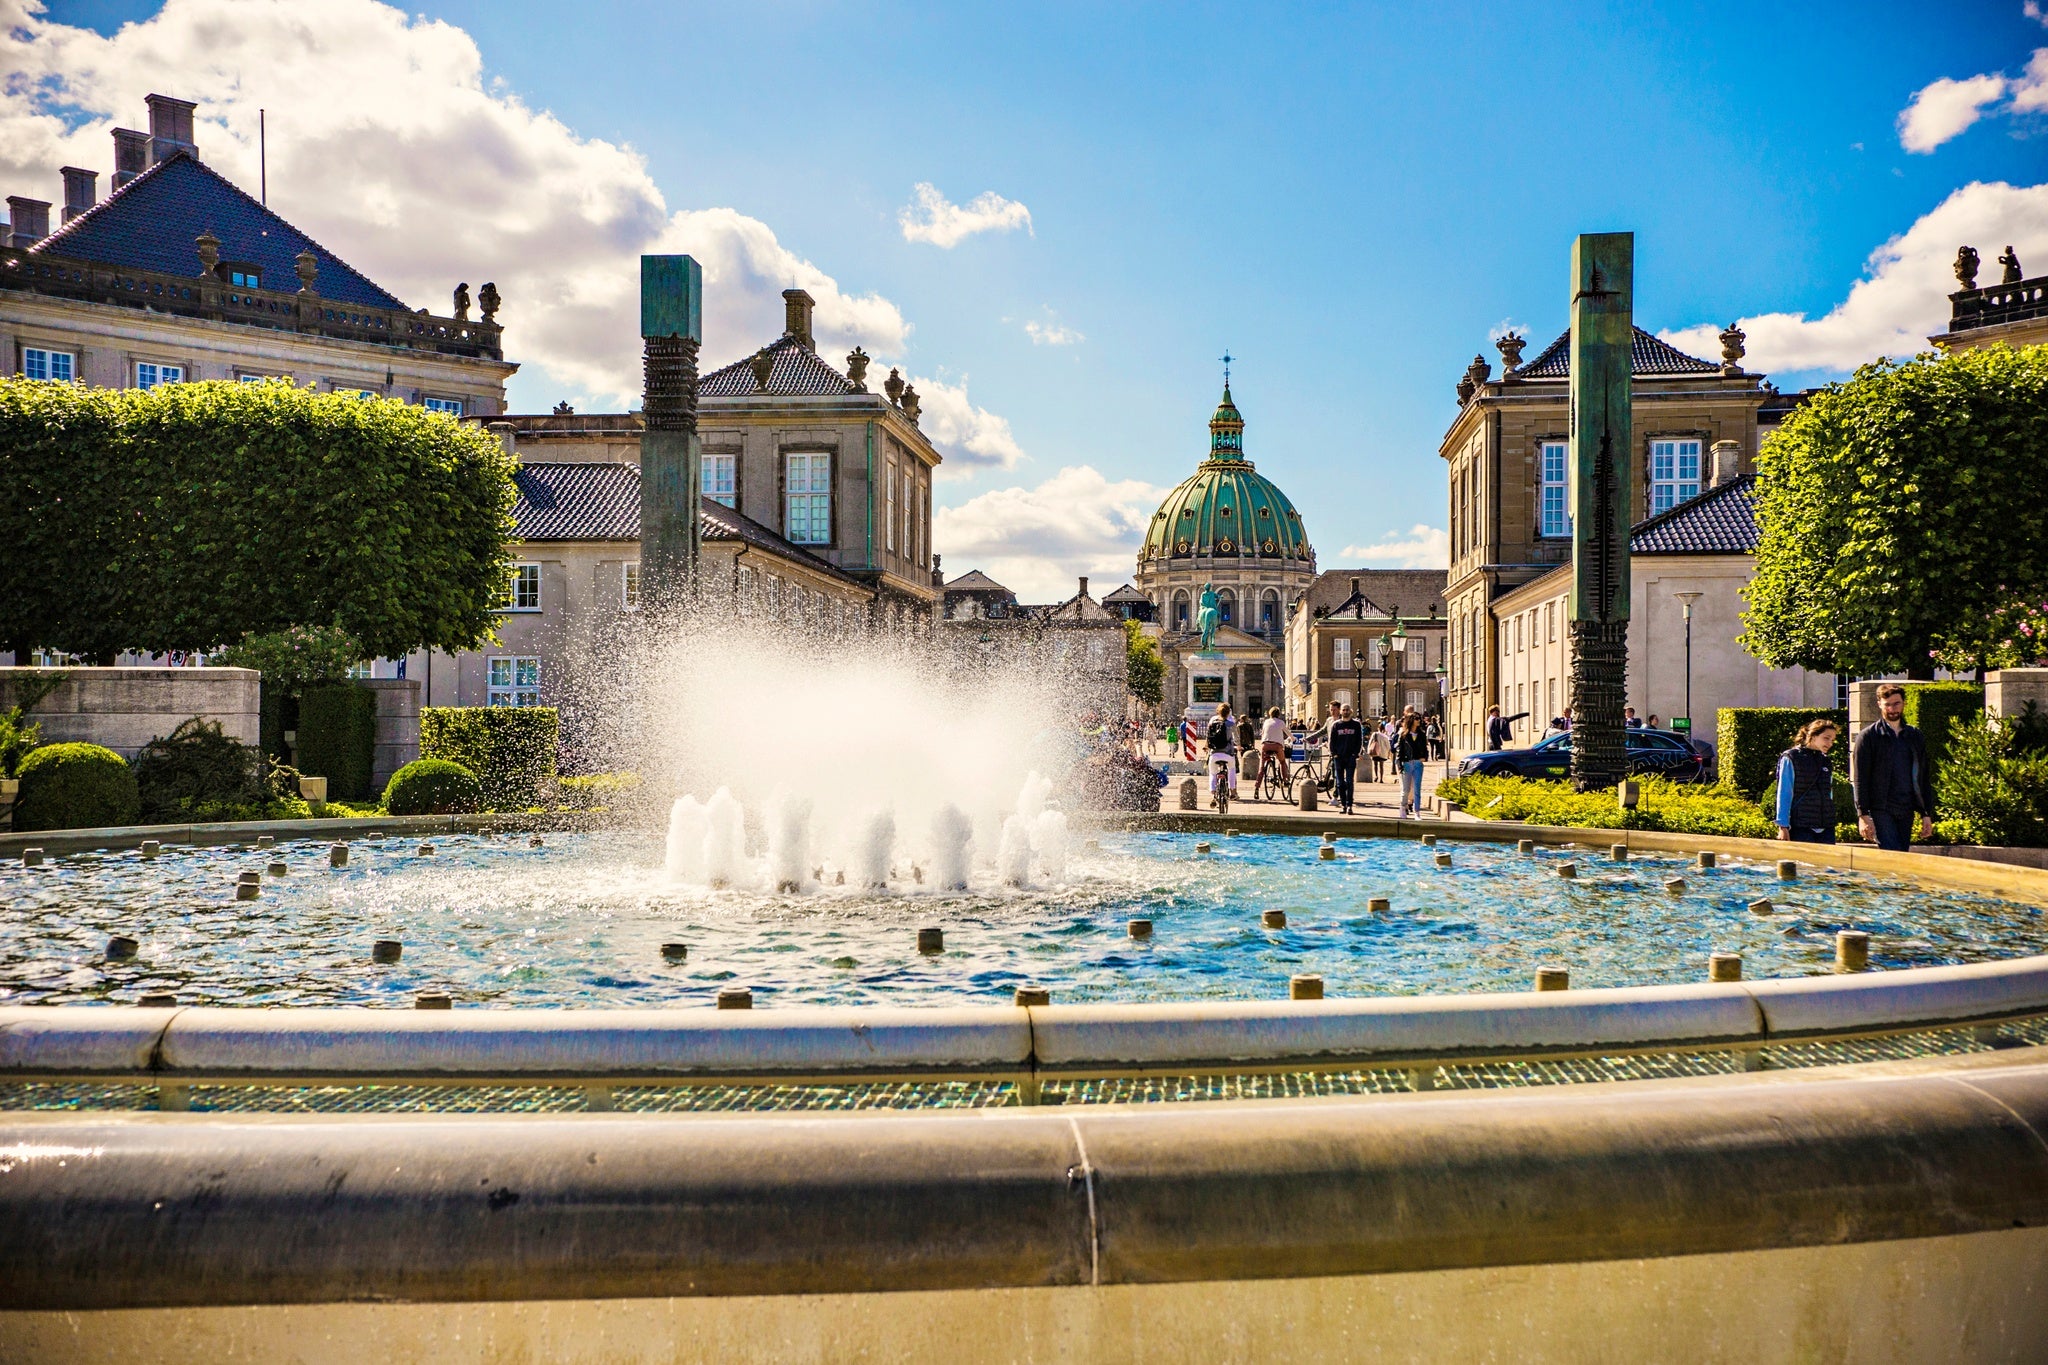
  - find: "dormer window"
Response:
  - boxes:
[225,266,261,289]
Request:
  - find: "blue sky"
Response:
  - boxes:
[9,0,2047,595]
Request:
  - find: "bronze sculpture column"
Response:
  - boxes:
[639,254,703,617]
[1567,233,1633,791]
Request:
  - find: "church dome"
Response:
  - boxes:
[1139,385,1315,566]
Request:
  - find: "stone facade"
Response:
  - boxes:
[938,574,1127,716]
[0,666,258,758]
[1282,571,1448,725]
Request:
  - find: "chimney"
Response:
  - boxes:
[1710,440,1743,488]
[1078,576,1090,600]
[60,167,97,223]
[112,128,150,189]
[145,94,199,164]
[6,197,50,248]
[781,289,815,349]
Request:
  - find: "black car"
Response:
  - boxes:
[1458,728,1708,783]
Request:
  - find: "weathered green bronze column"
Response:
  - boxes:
[1566,232,1633,791]
[638,254,703,616]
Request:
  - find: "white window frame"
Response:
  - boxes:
[135,361,184,390]
[422,396,465,415]
[885,461,898,552]
[22,347,75,382]
[1368,638,1386,670]
[1408,637,1425,669]
[487,656,542,708]
[1539,441,1571,538]
[505,563,542,612]
[622,562,640,611]
[785,452,832,546]
[901,468,913,560]
[1649,438,1702,515]
[702,454,736,507]
[227,268,262,290]
[238,372,285,384]
[1332,637,1353,670]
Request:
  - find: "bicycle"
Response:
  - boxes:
[1291,745,1329,807]
[1254,748,1292,804]
[1207,752,1238,815]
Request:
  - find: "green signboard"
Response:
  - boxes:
[1192,676,1224,705]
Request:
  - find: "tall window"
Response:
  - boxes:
[702,455,736,507]
[1333,637,1353,670]
[885,462,898,551]
[786,452,831,545]
[901,468,913,561]
[1174,592,1190,630]
[1649,439,1701,514]
[136,361,183,389]
[423,396,464,415]
[1368,638,1386,670]
[1540,441,1570,537]
[505,563,541,611]
[22,347,74,382]
[622,562,640,611]
[1218,589,1234,624]
[487,657,541,707]
[1260,591,1278,632]
[1408,638,1425,669]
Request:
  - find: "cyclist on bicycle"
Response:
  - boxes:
[1205,703,1239,804]
[1259,706,1291,788]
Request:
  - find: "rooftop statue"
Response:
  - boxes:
[2000,246,2025,285]
[1196,583,1221,652]
[479,281,500,322]
[1955,245,1980,290]
[452,281,470,321]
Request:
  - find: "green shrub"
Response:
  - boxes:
[296,683,377,801]
[1903,681,1982,775]
[0,672,63,778]
[558,771,642,810]
[383,758,481,815]
[1438,772,1777,839]
[13,742,140,831]
[1716,707,1848,798]
[421,707,558,810]
[132,718,264,823]
[1934,707,2048,847]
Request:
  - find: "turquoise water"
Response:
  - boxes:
[2,830,2043,1008]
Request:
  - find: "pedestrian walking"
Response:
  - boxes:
[1365,723,1390,784]
[1852,684,1935,851]
[1485,704,1511,751]
[1774,718,1841,844]
[1328,704,1365,815]
[1396,715,1429,817]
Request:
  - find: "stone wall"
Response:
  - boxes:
[359,679,420,794]
[0,666,258,757]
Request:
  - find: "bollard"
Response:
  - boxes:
[371,939,402,964]
[1226,828,1239,838]
[1368,896,1391,914]
[267,860,288,878]
[1290,974,1324,1001]
[1748,897,1774,915]
[257,836,274,849]
[1534,966,1570,992]
[21,847,44,867]
[1262,909,1287,929]
[717,987,753,1010]
[1297,782,1317,812]
[1617,779,1640,811]
[140,840,161,859]
[1421,834,1438,847]
[917,927,944,954]
[530,835,545,848]
[1778,859,1798,881]
[1610,844,1628,862]
[1195,842,1212,854]
[1517,839,1535,854]
[106,935,139,960]
[1083,839,1101,853]
[237,869,262,884]
[1698,851,1717,869]
[1015,986,1051,1007]
[415,992,452,1010]
[329,843,348,868]
[1836,930,1870,972]
[1433,851,1452,868]
[1322,832,1338,842]
[1318,845,1337,860]
[661,943,689,963]
[1178,777,1198,810]
[417,843,435,857]
[235,882,260,901]
[1556,862,1578,879]
[138,992,177,1008]
[1127,919,1154,940]
[1664,878,1687,894]
[1709,952,1743,983]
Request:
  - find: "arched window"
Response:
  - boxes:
[1218,589,1236,625]
[1260,590,1280,633]
[1173,590,1191,630]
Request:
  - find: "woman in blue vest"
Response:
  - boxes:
[1774,718,1841,844]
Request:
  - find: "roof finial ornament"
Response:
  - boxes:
[1220,350,1233,390]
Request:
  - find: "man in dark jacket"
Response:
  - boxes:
[1328,704,1365,814]
[1485,705,1511,751]
[1852,684,1935,852]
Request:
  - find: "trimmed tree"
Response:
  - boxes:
[1742,344,2048,679]
[1124,619,1164,709]
[0,378,516,660]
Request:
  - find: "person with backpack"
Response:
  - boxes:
[1327,704,1364,815]
[1773,718,1840,844]
[1205,704,1239,805]
[1395,715,1430,817]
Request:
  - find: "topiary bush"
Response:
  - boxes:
[1903,681,1982,775]
[296,683,377,801]
[382,758,481,816]
[421,707,558,810]
[131,717,264,823]
[1716,706,1848,798]
[13,742,140,831]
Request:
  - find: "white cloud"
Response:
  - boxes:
[2029,0,2048,27]
[2015,47,2048,114]
[1899,72,2009,152]
[897,182,1033,248]
[934,465,1166,601]
[1660,179,2048,374]
[1024,319,1084,346]
[1341,525,1450,569]
[0,0,988,443]
[906,373,1025,474]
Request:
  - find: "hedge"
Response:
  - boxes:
[13,742,139,831]
[296,683,377,801]
[1903,682,1982,774]
[1438,772,1777,839]
[421,706,559,810]
[1716,706,1848,799]
[382,758,481,816]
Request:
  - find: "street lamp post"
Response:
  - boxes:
[1378,607,1406,722]
[1673,592,1702,738]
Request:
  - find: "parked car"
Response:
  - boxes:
[1456,728,1708,783]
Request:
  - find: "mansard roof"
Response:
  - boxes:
[944,569,1013,594]
[1101,583,1151,604]
[512,462,639,541]
[701,334,860,398]
[1512,326,1721,380]
[1629,474,1759,555]
[32,151,409,311]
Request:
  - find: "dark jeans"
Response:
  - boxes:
[1788,826,1836,844]
[1332,753,1358,810]
[1870,809,1915,853]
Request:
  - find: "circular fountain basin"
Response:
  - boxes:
[5,829,2046,1010]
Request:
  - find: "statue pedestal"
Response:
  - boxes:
[1185,653,1228,724]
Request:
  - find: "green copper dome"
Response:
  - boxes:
[1140,385,1314,565]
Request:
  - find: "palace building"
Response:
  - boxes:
[1134,381,1317,719]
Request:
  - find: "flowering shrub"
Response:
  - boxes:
[213,625,363,694]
